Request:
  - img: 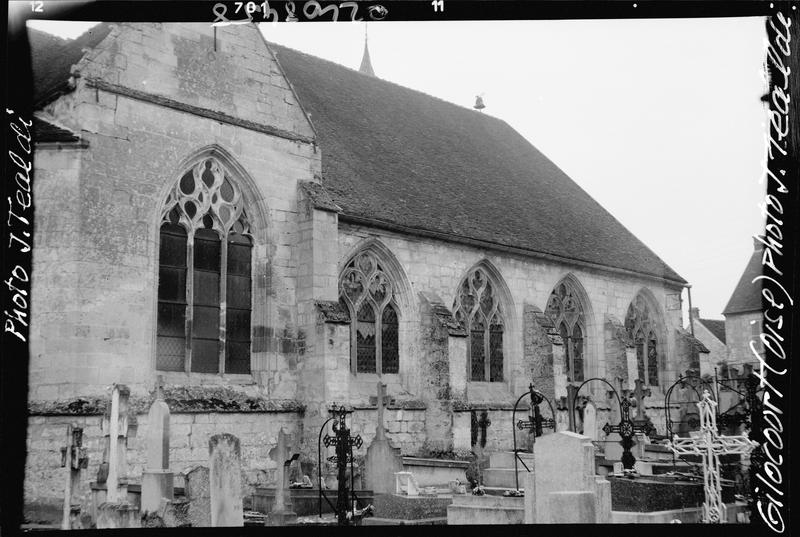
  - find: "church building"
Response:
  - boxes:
[25,22,705,512]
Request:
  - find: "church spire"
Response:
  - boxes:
[359,25,375,77]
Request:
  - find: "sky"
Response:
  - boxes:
[27,17,769,321]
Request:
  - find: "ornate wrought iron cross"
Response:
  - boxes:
[322,405,363,526]
[667,390,757,524]
[477,410,491,449]
[517,384,555,437]
[602,396,656,469]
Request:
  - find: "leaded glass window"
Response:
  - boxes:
[454,268,504,382]
[545,282,586,382]
[156,158,252,374]
[339,251,400,374]
[624,293,660,387]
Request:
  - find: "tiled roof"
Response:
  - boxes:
[269,43,686,284]
[27,25,686,284]
[722,248,763,315]
[696,318,726,344]
[28,23,113,106]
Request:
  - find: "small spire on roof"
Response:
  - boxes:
[474,94,485,111]
[359,24,375,77]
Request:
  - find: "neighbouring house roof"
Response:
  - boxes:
[695,318,726,344]
[268,43,686,284]
[722,248,763,315]
[27,24,687,285]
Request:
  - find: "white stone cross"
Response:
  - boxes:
[105,384,131,503]
[373,382,391,441]
[667,390,757,523]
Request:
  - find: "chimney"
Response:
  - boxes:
[690,307,700,319]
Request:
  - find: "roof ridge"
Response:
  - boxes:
[266,40,508,122]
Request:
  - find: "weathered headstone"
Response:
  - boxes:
[106,384,130,503]
[625,347,638,390]
[183,466,211,527]
[97,384,140,529]
[525,431,611,524]
[267,428,298,525]
[364,382,403,494]
[141,380,174,515]
[61,425,88,529]
[548,491,596,523]
[209,434,244,527]
[583,400,597,440]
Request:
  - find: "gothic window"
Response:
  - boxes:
[545,282,585,382]
[454,268,504,382]
[156,158,252,374]
[624,293,660,387]
[339,251,400,374]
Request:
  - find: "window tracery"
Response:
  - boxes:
[156,158,252,374]
[339,251,399,374]
[625,293,660,386]
[454,268,504,382]
[545,281,586,383]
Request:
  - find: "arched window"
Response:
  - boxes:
[625,294,660,386]
[339,251,399,374]
[454,268,504,382]
[156,158,252,374]
[545,282,586,382]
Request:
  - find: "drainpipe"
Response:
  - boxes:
[686,285,695,336]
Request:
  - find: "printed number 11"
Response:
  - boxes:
[432,0,444,12]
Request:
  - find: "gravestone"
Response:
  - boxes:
[583,400,597,440]
[525,431,611,524]
[60,425,89,529]
[141,380,174,515]
[183,466,211,527]
[267,428,298,526]
[548,491,596,523]
[364,382,403,494]
[105,384,130,503]
[97,384,140,529]
[209,434,244,527]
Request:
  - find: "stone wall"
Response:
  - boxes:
[724,311,762,369]
[25,411,302,511]
[30,22,319,401]
[338,223,687,407]
[349,407,427,455]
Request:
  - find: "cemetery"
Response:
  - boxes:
[22,21,772,530]
[45,374,760,528]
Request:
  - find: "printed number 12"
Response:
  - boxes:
[30,1,44,11]
[431,0,444,12]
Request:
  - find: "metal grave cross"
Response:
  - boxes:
[477,410,492,449]
[667,390,757,523]
[602,395,657,469]
[517,384,555,437]
[323,405,363,525]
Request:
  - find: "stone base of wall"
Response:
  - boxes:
[24,411,303,518]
